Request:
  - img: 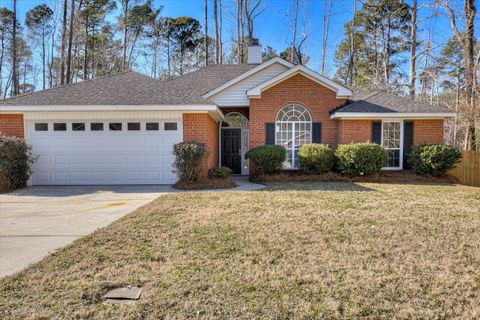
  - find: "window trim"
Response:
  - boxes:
[274,104,312,169]
[381,120,404,170]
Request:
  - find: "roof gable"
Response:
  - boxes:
[208,62,289,106]
[247,65,352,99]
[202,57,294,99]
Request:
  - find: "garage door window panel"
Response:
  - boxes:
[128,122,141,131]
[146,123,159,131]
[35,123,48,131]
[164,122,178,131]
[109,123,122,131]
[91,123,104,131]
[54,123,67,131]
[72,123,85,131]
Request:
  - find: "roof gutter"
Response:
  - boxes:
[330,112,457,119]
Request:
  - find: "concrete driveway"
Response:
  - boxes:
[0,185,176,277]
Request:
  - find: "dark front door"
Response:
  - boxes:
[221,129,241,174]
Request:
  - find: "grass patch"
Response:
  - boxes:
[1,182,480,319]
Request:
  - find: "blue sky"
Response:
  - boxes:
[6,0,475,78]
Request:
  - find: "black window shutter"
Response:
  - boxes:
[265,123,275,145]
[371,121,382,144]
[403,121,414,169]
[312,123,322,143]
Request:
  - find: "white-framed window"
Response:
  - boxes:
[275,104,312,169]
[382,120,403,170]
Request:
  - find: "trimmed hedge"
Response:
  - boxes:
[0,135,36,191]
[208,166,232,179]
[246,145,286,175]
[173,141,208,182]
[335,143,386,177]
[298,143,335,173]
[408,144,462,176]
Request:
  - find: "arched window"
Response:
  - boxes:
[222,112,248,128]
[275,104,312,168]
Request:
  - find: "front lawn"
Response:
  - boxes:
[1,182,480,319]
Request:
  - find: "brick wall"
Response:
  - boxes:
[338,120,373,144]
[249,74,347,148]
[183,113,219,177]
[0,114,24,138]
[413,119,444,144]
[338,119,444,145]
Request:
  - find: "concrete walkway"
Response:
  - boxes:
[0,178,264,277]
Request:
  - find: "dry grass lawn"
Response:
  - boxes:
[1,182,480,319]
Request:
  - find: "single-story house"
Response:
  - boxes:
[0,40,455,185]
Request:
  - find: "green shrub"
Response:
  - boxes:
[173,141,208,182]
[298,143,335,173]
[0,135,36,191]
[246,145,286,175]
[208,166,232,179]
[408,144,462,176]
[335,143,386,177]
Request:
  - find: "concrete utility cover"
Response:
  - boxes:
[103,286,142,303]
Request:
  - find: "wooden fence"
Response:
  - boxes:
[449,151,480,187]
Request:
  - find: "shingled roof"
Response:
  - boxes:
[0,64,256,106]
[335,89,452,113]
[0,63,453,114]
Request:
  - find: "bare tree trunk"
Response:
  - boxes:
[446,0,477,150]
[236,0,243,64]
[83,20,88,80]
[204,0,209,66]
[321,0,333,75]
[0,33,5,97]
[347,0,356,85]
[409,0,417,97]
[60,0,68,85]
[291,0,299,63]
[167,35,171,76]
[219,0,223,63]
[453,81,460,145]
[122,0,129,70]
[11,0,18,96]
[42,28,46,90]
[214,0,220,64]
[66,0,76,84]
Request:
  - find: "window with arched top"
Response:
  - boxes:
[275,104,312,168]
[221,112,249,128]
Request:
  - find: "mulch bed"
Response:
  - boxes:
[253,170,459,184]
[173,178,237,190]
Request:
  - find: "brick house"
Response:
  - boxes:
[0,40,454,185]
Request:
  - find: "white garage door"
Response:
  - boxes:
[26,117,182,185]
